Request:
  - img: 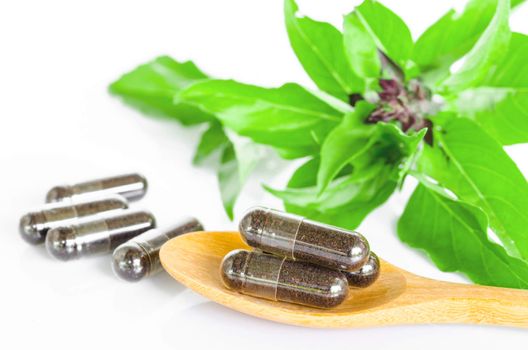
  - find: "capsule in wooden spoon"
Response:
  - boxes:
[160,231,528,328]
[221,249,348,309]
[343,252,380,288]
[239,207,370,271]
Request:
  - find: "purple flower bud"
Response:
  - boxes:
[379,79,401,97]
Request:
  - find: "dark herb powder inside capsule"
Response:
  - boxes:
[221,250,248,290]
[276,259,348,308]
[74,197,128,216]
[239,207,370,271]
[106,212,156,248]
[293,219,369,271]
[221,249,349,308]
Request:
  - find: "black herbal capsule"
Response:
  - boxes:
[343,252,380,288]
[221,249,349,309]
[112,217,204,282]
[45,211,155,261]
[19,195,128,245]
[239,207,370,272]
[46,173,148,203]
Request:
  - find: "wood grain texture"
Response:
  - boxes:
[160,231,528,328]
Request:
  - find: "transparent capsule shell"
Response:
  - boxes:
[46,173,148,203]
[112,217,204,282]
[343,252,380,288]
[221,249,349,309]
[239,207,370,272]
[19,195,128,244]
[45,210,156,261]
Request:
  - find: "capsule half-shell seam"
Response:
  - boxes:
[273,256,287,301]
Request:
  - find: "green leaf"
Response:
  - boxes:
[443,0,511,92]
[270,160,385,210]
[374,123,427,187]
[225,131,265,184]
[317,102,375,193]
[343,11,380,87]
[317,101,426,193]
[176,79,342,152]
[413,0,506,78]
[486,33,528,88]
[193,124,262,219]
[285,157,321,188]
[284,0,363,100]
[452,33,528,145]
[272,135,410,229]
[373,123,427,164]
[419,116,528,258]
[267,158,398,230]
[398,184,528,289]
[193,122,229,165]
[177,80,342,129]
[453,87,528,145]
[343,0,413,84]
[217,144,241,220]
[109,56,214,125]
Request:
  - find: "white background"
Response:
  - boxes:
[1,0,528,348]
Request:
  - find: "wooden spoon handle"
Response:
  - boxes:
[424,280,528,328]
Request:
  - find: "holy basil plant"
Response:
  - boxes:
[110,0,528,289]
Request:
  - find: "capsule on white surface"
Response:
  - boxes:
[19,195,128,244]
[46,173,148,203]
[46,211,156,261]
[112,217,204,282]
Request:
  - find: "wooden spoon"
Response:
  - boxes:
[160,231,528,328]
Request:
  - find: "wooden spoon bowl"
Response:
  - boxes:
[160,231,528,328]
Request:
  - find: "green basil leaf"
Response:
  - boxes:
[217,144,241,220]
[308,89,354,114]
[373,123,427,163]
[354,0,414,70]
[452,33,528,145]
[273,146,317,160]
[269,161,386,210]
[343,11,380,87]
[317,102,375,193]
[267,158,397,230]
[343,0,413,84]
[176,79,342,151]
[413,0,502,77]
[398,184,528,289]
[419,116,528,258]
[206,131,263,219]
[443,0,511,92]
[486,32,528,88]
[193,122,229,165]
[317,101,426,194]
[285,157,321,188]
[225,131,265,184]
[284,0,363,100]
[374,123,427,187]
[110,56,214,125]
[453,87,528,145]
